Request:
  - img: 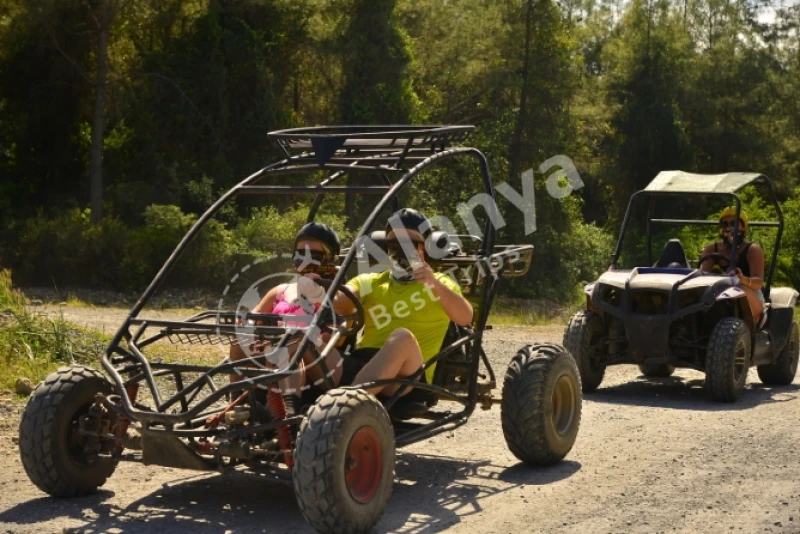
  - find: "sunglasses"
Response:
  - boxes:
[293,249,328,265]
[719,219,744,230]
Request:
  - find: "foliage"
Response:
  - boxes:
[0,270,107,394]
[8,203,355,294]
[2,0,800,303]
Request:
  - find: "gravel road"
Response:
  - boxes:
[1,307,799,534]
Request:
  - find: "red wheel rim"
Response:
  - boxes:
[345,426,383,503]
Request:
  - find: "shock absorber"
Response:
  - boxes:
[112,384,140,455]
[267,390,294,467]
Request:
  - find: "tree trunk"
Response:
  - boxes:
[508,0,536,184]
[90,0,112,224]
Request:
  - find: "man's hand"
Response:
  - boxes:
[411,260,437,287]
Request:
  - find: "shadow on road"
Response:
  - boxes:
[379,453,581,534]
[0,471,308,534]
[0,454,580,534]
[588,374,800,411]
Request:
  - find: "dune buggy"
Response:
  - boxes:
[19,126,582,533]
[565,171,799,402]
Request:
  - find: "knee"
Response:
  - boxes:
[387,328,416,346]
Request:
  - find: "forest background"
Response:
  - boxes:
[2,0,800,303]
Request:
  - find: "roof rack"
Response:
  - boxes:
[268,125,474,168]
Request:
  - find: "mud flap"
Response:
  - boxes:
[141,431,215,471]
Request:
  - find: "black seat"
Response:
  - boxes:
[654,239,688,268]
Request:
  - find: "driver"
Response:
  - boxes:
[699,207,765,320]
[229,222,344,399]
[335,208,473,402]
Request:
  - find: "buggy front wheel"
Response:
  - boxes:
[563,310,606,392]
[293,388,395,534]
[501,343,582,466]
[18,365,118,497]
[706,317,751,402]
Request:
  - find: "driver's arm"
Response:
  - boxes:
[740,244,765,290]
[699,243,716,272]
[333,284,359,315]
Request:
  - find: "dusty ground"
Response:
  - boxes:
[1,307,800,534]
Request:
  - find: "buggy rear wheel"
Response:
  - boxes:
[18,365,117,497]
[706,317,751,402]
[501,343,582,466]
[638,364,675,378]
[563,310,606,392]
[293,388,395,534]
[757,321,799,385]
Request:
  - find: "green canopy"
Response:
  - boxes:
[644,171,765,194]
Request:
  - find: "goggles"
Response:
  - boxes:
[292,249,337,276]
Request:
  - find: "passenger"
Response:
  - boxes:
[334,208,473,402]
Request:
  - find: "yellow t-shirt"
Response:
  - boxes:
[347,271,463,382]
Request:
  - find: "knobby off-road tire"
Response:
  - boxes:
[706,317,751,402]
[563,310,606,392]
[638,364,676,378]
[757,321,799,385]
[501,343,582,466]
[293,388,395,534]
[19,365,117,497]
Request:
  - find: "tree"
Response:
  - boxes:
[600,0,693,212]
[338,0,417,125]
[337,0,417,229]
[0,1,96,221]
[89,0,120,223]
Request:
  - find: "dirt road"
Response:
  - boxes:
[1,308,799,534]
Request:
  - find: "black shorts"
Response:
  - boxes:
[341,347,379,386]
[341,347,435,405]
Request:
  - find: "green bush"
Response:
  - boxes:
[15,209,132,288]
[3,199,647,305]
[237,204,352,255]
[521,219,614,302]
[0,270,107,394]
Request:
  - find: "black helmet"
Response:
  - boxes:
[295,222,340,258]
[385,208,432,239]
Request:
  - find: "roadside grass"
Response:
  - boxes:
[65,293,92,308]
[488,298,578,327]
[1,270,108,395]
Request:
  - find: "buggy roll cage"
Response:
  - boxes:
[610,171,784,300]
[100,125,527,447]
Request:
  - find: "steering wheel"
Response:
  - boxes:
[697,253,733,275]
[314,279,365,337]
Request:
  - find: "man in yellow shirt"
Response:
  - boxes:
[335,208,473,401]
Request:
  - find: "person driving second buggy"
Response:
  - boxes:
[699,207,765,320]
[335,208,473,403]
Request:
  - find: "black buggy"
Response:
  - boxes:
[18,126,582,533]
[565,171,799,402]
